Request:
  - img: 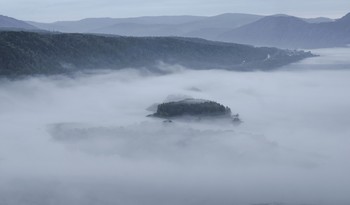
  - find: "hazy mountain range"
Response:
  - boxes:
[27,14,336,43]
[27,13,335,35]
[25,13,347,49]
[0,15,38,30]
[0,31,313,77]
[3,12,349,48]
[220,13,350,48]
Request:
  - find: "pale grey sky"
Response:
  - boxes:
[0,0,349,22]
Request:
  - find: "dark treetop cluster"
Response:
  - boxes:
[152,99,231,118]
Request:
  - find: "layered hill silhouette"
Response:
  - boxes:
[0,15,38,31]
[25,12,345,48]
[0,31,313,77]
[28,13,263,39]
[28,15,207,33]
[219,13,350,48]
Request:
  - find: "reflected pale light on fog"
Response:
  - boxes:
[0,48,350,205]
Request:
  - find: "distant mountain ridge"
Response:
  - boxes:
[2,13,347,49]
[0,15,38,30]
[26,12,346,48]
[28,15,207,33]
[85,13,264,38]
[0,31,313,77]
[28,13,334,37]
[220,13,350,48]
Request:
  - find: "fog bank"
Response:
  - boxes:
[0,48,350,205]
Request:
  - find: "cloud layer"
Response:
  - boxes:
[0,48,350,205]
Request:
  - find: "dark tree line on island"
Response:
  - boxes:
[149,99,241,123]
[154,100,232,117]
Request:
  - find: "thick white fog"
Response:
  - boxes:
[0,48,350,205]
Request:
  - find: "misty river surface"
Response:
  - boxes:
[0,48,350,205]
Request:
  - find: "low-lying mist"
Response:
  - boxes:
[0,48,350,205]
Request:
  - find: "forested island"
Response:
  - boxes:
[149,98,241,123]
[0,31,314,77]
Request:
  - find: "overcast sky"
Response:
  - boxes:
[1,0,349,22]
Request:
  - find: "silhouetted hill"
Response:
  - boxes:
[271,14,334,23]
[303,17,334,23]
[220,13,350,48]
[220,16,310,48]
[88,13,263,39]
[177,13,263,40]
[28,14,263,38]
[0,15,38,30]
[89,23,181,36]
[182,13,262,29]
[28,16,206,33]
[0,31,313,77]
[27,13,341,48]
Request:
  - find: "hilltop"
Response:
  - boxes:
[220,13,350,48]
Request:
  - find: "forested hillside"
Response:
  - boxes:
[0,31,313,77]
